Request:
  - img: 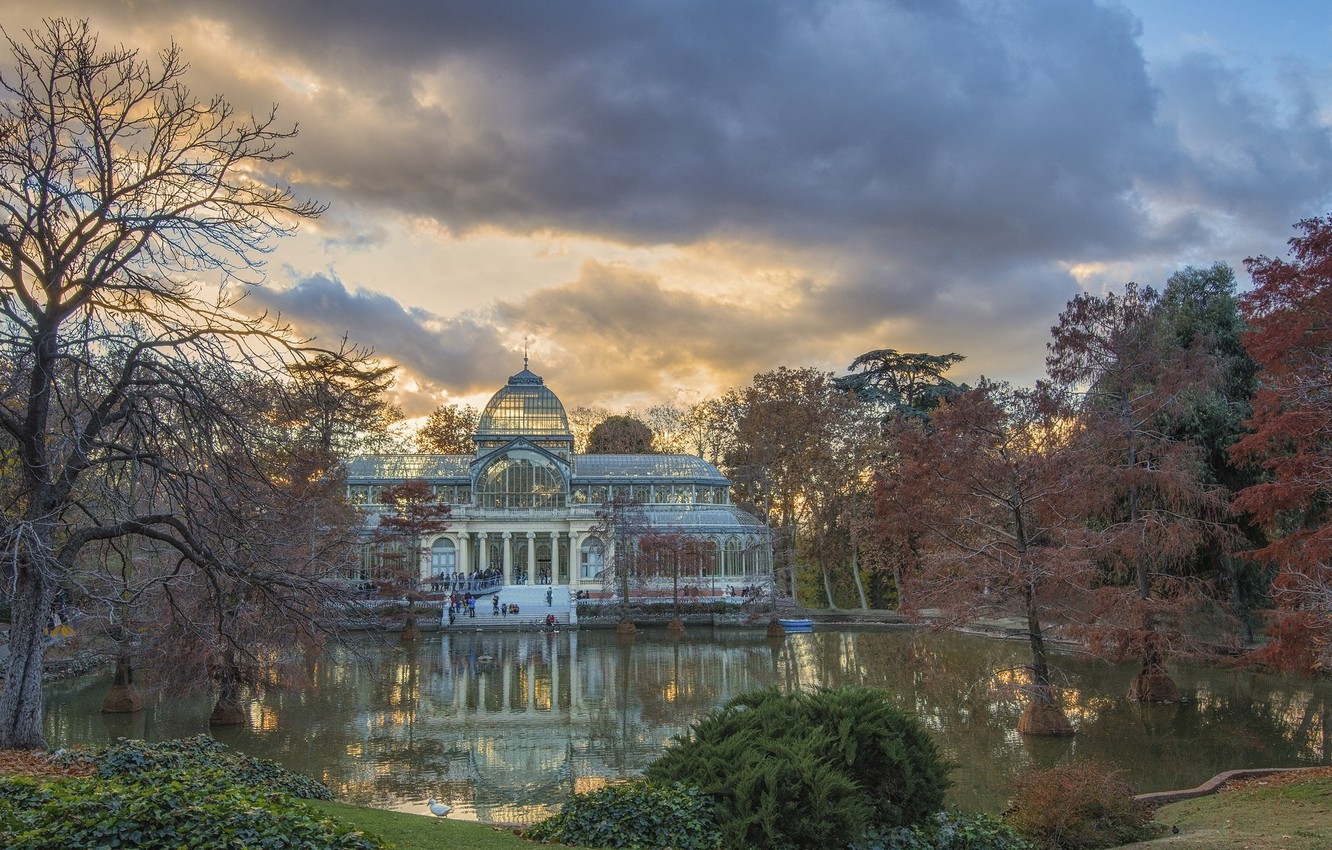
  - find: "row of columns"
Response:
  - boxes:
[436,633,585,716]
[437,529,591,588]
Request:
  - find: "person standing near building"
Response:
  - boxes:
[467,596,476,617]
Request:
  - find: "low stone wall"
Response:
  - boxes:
[1134,767,1326,806]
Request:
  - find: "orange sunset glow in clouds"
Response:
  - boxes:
[7,0,1330,414]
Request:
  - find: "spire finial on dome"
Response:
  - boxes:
[523,334,530,370]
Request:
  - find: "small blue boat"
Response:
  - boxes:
[778,618,813,633]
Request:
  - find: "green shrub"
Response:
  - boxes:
[1002,763,1160,850]
[855,810,1032,850]
[63,735,333,800]
[645,687,951,850]
[524,780,720,850]
[0,772,383,850]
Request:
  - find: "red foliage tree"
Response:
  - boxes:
[1048,283,1232,701]
[1231,215,1332,672]
[375,480,451,639]
[878,380,1088,734]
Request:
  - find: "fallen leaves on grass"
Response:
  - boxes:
[0,749,95,779]
[1222,767,1332,792]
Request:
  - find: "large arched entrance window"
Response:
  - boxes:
[580,538,604,580]
[475,449,567,508]
[430,537,456,574]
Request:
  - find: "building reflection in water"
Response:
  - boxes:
[41,628,1332,823]
[326,630,780,824]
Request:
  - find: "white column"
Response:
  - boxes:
[550,532,561,585]
[526,531,537,585]
[477,532,488,580]
[456,532,469,578]
[502,532,513,584]
[568,532,580,590]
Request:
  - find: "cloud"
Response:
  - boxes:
[246,273,512,413]
[8,0,1331,410]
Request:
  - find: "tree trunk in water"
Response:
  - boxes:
[101,652,143,714]
[0,563,57,748]
[1017,590,1073,736]
[1128,633,1180,703]
[209,667,247,726]
[402,606,421,642]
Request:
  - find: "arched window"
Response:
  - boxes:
[580,538,604,580]
[430,537,456,573]
[725,537,743,576]
[475,450,567,508]
[702,539,719,576]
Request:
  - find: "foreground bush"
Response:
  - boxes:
[525,781,720,850]
[61,735,333,799]
[855,810,1032,850]
[0,772,382,850]
[645,687,950,850]
[1003,763,1159,850]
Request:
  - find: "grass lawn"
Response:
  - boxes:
[304,800,535,850]
[1116,771,1332,850]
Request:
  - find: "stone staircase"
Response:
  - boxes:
[440,584,576,631]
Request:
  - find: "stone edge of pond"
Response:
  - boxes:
[1134,767,1328,806]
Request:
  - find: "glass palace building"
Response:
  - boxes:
[345,366,772,594]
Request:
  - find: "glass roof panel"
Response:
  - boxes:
[344,455,471,481]
[642,505,769,530]
[573,454,727,482]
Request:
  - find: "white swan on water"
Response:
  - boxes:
[428,799,452,817]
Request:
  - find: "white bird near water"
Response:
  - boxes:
[428,799,452,817]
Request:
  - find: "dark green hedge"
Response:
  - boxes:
[645,687,951,850]
[0,772,382,850]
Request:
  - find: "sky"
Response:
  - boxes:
[5,0,1331,416]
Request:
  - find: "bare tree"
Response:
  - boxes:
[591,495,653,634]
[0,19,324,746]
[374,480,450,640]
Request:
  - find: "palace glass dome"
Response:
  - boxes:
[475,368,572,438]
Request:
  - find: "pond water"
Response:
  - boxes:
[42,627,1332,825]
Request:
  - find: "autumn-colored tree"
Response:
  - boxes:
[879,380,1089,735]
[723,367,863,605]
[139,440,365,725]
[415,402,479,454]
[1231,215,1332,672]
[569,405,613,454]
[797,391,879,609]
[588,414,656,453]
[1048,282,1231,701]
[683,396,739,466]
[375,480,451,640]
[0,20,323,747]
[639,402,694,454]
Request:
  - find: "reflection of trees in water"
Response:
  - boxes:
[41,628,1332,820]
[584,632,780,781]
